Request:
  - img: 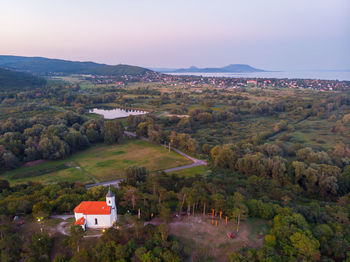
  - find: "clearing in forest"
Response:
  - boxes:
[1,139,192,185]
[168,216,269,262]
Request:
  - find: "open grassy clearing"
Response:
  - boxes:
[1,139,192,185]
[0,103,60,120]
[271,117,350,150]
[168,216,268,262]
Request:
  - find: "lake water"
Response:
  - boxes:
[169,71,350,81]
[89,108,148,119]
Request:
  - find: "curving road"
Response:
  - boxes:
[124,131,207,172]
[163,147,207,172]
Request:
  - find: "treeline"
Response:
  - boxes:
[210,141,350,200]
[0,67,46,89]
[126,114,200,155]
[0,113,123,171]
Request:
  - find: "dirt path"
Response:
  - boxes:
[56,220,102,238]
[57,221,69,236]
[51,214,74,220]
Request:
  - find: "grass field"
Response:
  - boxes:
[1,139,192,185]
[271,116,350,150]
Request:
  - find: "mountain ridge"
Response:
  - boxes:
[152,64,266,73]
[0,55,153,77]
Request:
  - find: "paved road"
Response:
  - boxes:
[163,161,207,173]
[86,179,123,189]
[157,111,169,117]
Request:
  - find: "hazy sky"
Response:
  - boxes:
[1,0,349,70]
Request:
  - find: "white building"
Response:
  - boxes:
[74,189,118,230]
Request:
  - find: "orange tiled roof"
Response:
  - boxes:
[74,201,111,215]
[74,216,86,225]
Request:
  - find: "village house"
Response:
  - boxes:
[74,189,118,230]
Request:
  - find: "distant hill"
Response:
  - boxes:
[0,55,153,77]
[153,64,265,73]
[0,67,46,88]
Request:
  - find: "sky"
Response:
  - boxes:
[0,0,349,70]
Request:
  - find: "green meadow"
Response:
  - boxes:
[1,139,192,185]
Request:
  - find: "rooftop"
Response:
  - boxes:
[74,216,86,225]
[106,188,115,198]
[74,201,111,215]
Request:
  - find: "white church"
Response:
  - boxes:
[74,188,118,230]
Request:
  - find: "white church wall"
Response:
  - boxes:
[85,214,112,228]
[110,207,117,224]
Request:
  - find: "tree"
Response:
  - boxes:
[290,232,320,261]
[125,166,147,186]
[27,233,53,260]
[70,248,89,262]
[147,125,161,144]
[343,113,350,123]
[69,225,85,253]
[264,234,276,247]
[159,205,171,223]
[210,145,236,169]
[104,120,123,144]
[64,132,89,152]
[0,150,19,169]
[273,120,288,133]
[0,179,10,193]
[39,135,69,160]
[338,166,350,196]
[98,241,117,262]
[229,193,248,229]
[122,186,138,210]
[158,224,170,241]
[52,253,69,262]
[0,217,23,262]
[135,247,147,261]
[197,112,213,124]
[32,201,52,219]
[229,251,243,262]
[24,137,41,161]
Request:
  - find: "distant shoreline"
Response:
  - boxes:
[167,71,350,81]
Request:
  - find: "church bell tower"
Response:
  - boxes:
[106,187,118,222]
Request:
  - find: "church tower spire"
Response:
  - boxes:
[106,186,115,208]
